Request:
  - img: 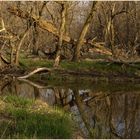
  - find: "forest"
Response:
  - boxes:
[0,1,140,70]
[0,1,140,139]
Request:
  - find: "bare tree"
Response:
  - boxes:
[54,2,67,67]
[73,1,97,61]
[72,2,97,61]
[103,2,126,58]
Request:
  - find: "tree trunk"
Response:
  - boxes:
[10,41,14,64]
[110,20,115,57]
[32,24,39,55]
[125,2,130,49]
[8,5,111,56]
[15,29,29,66]
[105,16,116,57]
[54,3,67,67]
[73,89,92,137]
[105,17,111,48]
[32,2,47,55]
[72,2,97,61]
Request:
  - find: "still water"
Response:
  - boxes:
[0,77,140,138]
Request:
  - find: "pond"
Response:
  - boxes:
[0,77,140,139]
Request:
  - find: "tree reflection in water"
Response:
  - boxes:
[0,78,140,138]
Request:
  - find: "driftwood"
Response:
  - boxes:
[17,66,101,79]
[18,67,51,79]
[18,78,53,89]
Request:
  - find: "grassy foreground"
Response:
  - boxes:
[0,95,74,139]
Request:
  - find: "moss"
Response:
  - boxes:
[0,95,74,139]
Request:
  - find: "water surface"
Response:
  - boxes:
[0,77,140,138]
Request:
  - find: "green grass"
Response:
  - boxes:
[19,56,140,80]
[0,95,74,139]
[20,58,54,69]
[20,58,139,71]
[2,95,34,108]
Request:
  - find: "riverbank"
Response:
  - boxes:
[0,67,140,139]
[1,57,140,81]
[0,95,75,139]
[20,58,140,79]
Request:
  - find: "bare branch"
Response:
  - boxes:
[0,18,5,32]
[112,10,127,19]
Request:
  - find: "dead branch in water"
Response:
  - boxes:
[18,67,51,79]
[17,78,53,89]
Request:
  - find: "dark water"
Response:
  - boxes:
[0,78,140,139]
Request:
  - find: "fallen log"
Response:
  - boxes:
[107,57,140,64]
[7,6,112,56]
[7,7,70,42]
[18,67,51,79]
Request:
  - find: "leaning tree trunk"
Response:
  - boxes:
[54,3,67,67]
[72,2,97,62]
[7,6,112,55]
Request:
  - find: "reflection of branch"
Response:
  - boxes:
[86,92,111,103]
[17,78,53,89]
[108,95,123,139]
[110,121,123,138]
[124,95,128,137]
[73,89,91,137]
[129,97,138,138]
